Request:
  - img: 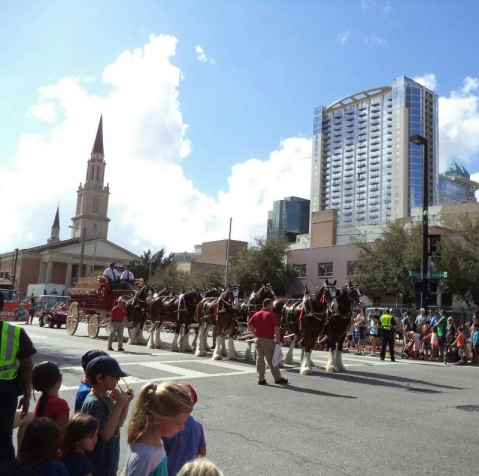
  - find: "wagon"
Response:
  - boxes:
[66,277,136,339]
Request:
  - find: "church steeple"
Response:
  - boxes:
[71,116,110,241]
[47,206,60,244]
[92,116,104,154]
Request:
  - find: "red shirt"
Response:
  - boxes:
[248,309,279,339]
[33,394,70,420]
[111,305,127,322]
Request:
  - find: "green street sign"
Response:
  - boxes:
[409,271,421,278]
[429,272,448,279]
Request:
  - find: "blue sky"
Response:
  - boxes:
[1,0,479,254]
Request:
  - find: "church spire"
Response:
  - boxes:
[48,205,60,244]
[92,115,104,154]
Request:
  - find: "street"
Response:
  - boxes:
[18,322,479,476]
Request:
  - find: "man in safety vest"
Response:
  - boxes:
[379,308,397,362]
[0,293,36,462]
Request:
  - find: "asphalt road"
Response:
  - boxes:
[16,321,479,476]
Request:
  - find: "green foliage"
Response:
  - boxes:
[124,249,173,281]
[353,221,422,301]
[229,236,297,296]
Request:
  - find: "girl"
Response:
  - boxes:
[178,458,224,476]
[430,327,439,360]
[368,312,379,356]
[125,382,194,476]
[18,417,68,476]
[408,331,422,359]
[31,361,70,433]
[62,413,99,476]
[446,317,457,344]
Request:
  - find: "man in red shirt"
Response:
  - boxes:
[248,299,288,385]
[108,299,127,352]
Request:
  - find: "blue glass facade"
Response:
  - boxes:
[438,176,468,203]
[268,197,310,242]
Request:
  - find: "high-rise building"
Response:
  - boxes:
[438,162,478,204]
[310,76,438,242]
[267,197,310,242]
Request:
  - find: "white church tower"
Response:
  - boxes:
[47,206,60,244]
[71,116,110,240]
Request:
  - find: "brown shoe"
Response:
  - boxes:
[274,378,288,385]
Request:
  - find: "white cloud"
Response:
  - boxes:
[439,76,479,171]
[0,34,310,255]
[337,31,351,45]
[195,45,215,64]
[365,34,387,47]
[413,73,437,91]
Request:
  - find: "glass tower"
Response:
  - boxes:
[310,76,438,234]
[438,162,478,204]
[267,197,310,242]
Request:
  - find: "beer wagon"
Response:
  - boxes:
[66,277,135,339]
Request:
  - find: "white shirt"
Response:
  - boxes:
[103,267,120,280]
[121,270,134,280]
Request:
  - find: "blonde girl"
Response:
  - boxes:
[124,382,194,476]
[61,413,99,476]
[178,458,224,476]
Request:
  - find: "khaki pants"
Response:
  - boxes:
[108,321,125,349]
[255,337,282,382]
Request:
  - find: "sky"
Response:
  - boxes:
[2,0,479,256]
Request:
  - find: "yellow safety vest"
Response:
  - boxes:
[380,314,393,331]
[0,323,21,380]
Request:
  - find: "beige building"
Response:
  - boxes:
[0,116,138,297]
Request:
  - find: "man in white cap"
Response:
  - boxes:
[415,308,427,333]
[103,263,121,290]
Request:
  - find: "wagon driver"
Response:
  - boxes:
[103,262,121,291]
[120,265,135,289]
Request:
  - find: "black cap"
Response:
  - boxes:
[81,350,109,369]
[86,356,128,378]
[110,262,116,267]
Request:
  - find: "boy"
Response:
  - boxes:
[81,356,134,476]
[163,383,206,476]
[74,349,108,412]
[451,327,466,365]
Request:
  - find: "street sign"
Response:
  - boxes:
[409,271,421,278]
[429,271,447,278]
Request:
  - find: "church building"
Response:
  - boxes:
[0,117,139,297]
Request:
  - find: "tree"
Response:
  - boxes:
[229,236,297,296]
[125,249,173,281]
[353,221,422,302]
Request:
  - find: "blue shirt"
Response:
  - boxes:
[124,443,168,476]
[36,459,69,476]
[75,380,91,412]
[472,330,479,346]
[63,452,94,476]
[81,393,120,476]
[163,415,206,476]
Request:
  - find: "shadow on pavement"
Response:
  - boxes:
[268,383,357,399]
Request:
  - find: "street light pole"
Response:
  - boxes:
[409,134,429,311]
[78,227,86,280]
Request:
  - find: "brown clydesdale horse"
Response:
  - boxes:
[148,289,204,351]
[273,279,338,374]
[122,284,155,345]
[324,281,364,372]
[195,285,241,360]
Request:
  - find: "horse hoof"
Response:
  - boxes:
[301,367,313,375]
[171,347,180,353]
[212,354,222,361]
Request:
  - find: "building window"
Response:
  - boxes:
[318,262,333,278]
[92,196,100,214]
[293,264,306,278]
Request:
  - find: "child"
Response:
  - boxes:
[452,326,466,365]
[178,458,224,476]
[163,383,207,476]
[408,331,422,359]
[18,417,68,476]
[124,381,194,476]
[81,355,134,476]
[62,413,99,476]
[430,327,439,360]
[471,322,479,365]
[353,323,360,354]
[75,349,109,412]
[31,361,69,433]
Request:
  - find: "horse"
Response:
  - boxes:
[195,285,241,360]
[124,284,155,345]
[148,289,204,351]
[274,280,338,374]
[324,281,364,372]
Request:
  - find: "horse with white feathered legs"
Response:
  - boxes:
[124,284,156,345]
[195,285,241,360]
[323,281,364,372]
[273,280,338,375]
